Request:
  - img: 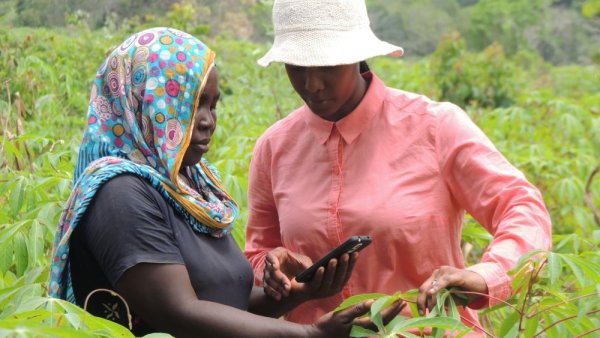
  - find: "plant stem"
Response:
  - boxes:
[532,309,600,337]
[584,164,600,226]
[518,258,547,332]
[574,327,600,338]
[527,292,598,318]
[459,314,496,338]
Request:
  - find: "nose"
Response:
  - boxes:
[194,105,215,131]
[304,68,325,93]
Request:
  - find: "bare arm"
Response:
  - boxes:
[116,263,370,338]
[248,286,306,318]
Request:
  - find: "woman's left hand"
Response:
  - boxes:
[263,247,358,302]
[416,266,488,316]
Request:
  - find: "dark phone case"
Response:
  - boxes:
[295,235,372,283]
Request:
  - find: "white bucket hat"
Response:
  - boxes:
[258,0,404,67]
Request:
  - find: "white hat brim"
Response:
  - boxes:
[258,27,403,67]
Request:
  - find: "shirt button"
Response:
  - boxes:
[334,167,340,175]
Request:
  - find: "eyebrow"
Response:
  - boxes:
[199,91,221,102]
[201,91,220,97]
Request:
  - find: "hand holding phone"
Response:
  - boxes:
[295,235,372,283]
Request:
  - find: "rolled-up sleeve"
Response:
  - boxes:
[436,104,552,308]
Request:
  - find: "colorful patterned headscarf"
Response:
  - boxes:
[49,27,238,302]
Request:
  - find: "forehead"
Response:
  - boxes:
[205,68,219,90]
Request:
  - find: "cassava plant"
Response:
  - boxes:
[336,248,600,337]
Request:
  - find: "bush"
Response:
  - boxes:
[430,32,520,108]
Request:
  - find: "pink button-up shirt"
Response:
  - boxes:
[244,73,551,332]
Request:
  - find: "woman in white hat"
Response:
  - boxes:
[244,0,552,335]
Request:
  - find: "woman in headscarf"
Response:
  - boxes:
[244,0,552,336]
[49,27,401,337]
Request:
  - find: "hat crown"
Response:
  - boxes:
[273,0,370,34]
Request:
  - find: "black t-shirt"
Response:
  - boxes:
[70,174,253,334]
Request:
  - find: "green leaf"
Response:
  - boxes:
[387,316,468,333]
[14,232,29,277]
[28,220,44,267]
[371,313,384,333]
[497,310,520,338]
[547,251,561,287]
[560,253,600,286]
[0,221,29,244]
[446,294,461,321]
[370,296,391,331]
[384,314,408,333]
[0,240,13,274]
[0,321,97,337]
[523,313,539,338]
[0,286,22,306]
[335,293,387,312]
[13,296,49,313]
[407,301,421,320]
[349,325,378,337]
[370,295,392,316]
[24,266,47,285]
[592,230,600,246]
[9,177,26,217]
[509,249,546,275]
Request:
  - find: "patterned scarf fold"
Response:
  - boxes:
[49,27,238,302]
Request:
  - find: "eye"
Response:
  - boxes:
[285,64,302,72]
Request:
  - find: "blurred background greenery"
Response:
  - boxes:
[1,0,600,64]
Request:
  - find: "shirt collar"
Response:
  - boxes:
[301,72,386,145]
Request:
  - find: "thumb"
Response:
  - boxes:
[282,251,313,274]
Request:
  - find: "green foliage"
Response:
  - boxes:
[368,0,465,56]
[465,0,551,55]
[430,32,519,108]
[583,0,600,17]
[3,1,600,64]
[337,251,600,337]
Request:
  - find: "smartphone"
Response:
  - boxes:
[295,235,372,283]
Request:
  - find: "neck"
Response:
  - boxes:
[178,168,194,186]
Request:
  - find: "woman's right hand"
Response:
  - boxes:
[263,247,357,301]
[308,299,405,338]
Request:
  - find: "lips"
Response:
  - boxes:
[188,138,211,152]
[308,98,334,112]
[308,98,331,105]
[193,138,210,145]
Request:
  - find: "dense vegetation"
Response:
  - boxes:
[2,0,600,64]
[0,1,599,337]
